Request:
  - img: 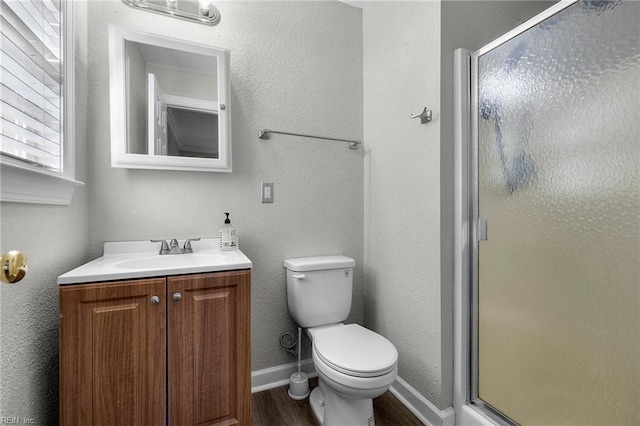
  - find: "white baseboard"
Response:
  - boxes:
[390,376,455,426]
[251,362,455,426]
[251,358,317,393]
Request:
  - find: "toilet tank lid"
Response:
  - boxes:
[284,255,355,272]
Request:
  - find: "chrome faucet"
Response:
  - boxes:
[151,238,201,255]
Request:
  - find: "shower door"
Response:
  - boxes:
[470,0,640,424]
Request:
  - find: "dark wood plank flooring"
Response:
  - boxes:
[252,377,424,425]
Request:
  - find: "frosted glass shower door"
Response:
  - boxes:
[474,1,639,424]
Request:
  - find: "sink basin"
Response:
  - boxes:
[113,253,227,270]
[57,239,252,285]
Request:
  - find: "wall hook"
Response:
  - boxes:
[410,107,432,124]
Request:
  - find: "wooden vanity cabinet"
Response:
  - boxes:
[59,277,166,425]
[59,270,251,426]
[168,271,251,425]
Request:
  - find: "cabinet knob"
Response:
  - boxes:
[172,292,182,301]
[150,295,160,305]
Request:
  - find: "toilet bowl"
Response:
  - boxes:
[307,324,398,425]
[285,256,399,425]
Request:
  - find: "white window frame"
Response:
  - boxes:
[0,0,84,205]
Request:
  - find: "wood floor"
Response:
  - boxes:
[252,378,424,425]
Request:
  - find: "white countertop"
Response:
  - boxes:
[58,239,252,285]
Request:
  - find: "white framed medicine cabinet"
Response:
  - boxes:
[108,25,231,172]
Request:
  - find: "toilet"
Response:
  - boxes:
[284,255,398,426]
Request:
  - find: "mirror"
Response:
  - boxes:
[108,25,231,172]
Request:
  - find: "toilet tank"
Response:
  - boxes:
[284,255,356,328]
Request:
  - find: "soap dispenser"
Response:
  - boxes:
[219,212,238,251]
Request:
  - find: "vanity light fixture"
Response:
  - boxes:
[121,0,221,25]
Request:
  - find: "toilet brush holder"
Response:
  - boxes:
[288,371,310,400]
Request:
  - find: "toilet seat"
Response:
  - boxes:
[313,324,398,378]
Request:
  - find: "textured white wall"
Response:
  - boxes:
[0,1,90,422]
[85,0,364,370]
[362,1,446,409]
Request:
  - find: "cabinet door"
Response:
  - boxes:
[168,270,251,425]
[59,279,166,426]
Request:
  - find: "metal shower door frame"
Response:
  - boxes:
[454,1,578,424]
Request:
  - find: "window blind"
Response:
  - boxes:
[1,0,63,173]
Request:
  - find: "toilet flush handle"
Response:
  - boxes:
[292,273,306,279]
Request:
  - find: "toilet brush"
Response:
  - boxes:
[288,326,310,400]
